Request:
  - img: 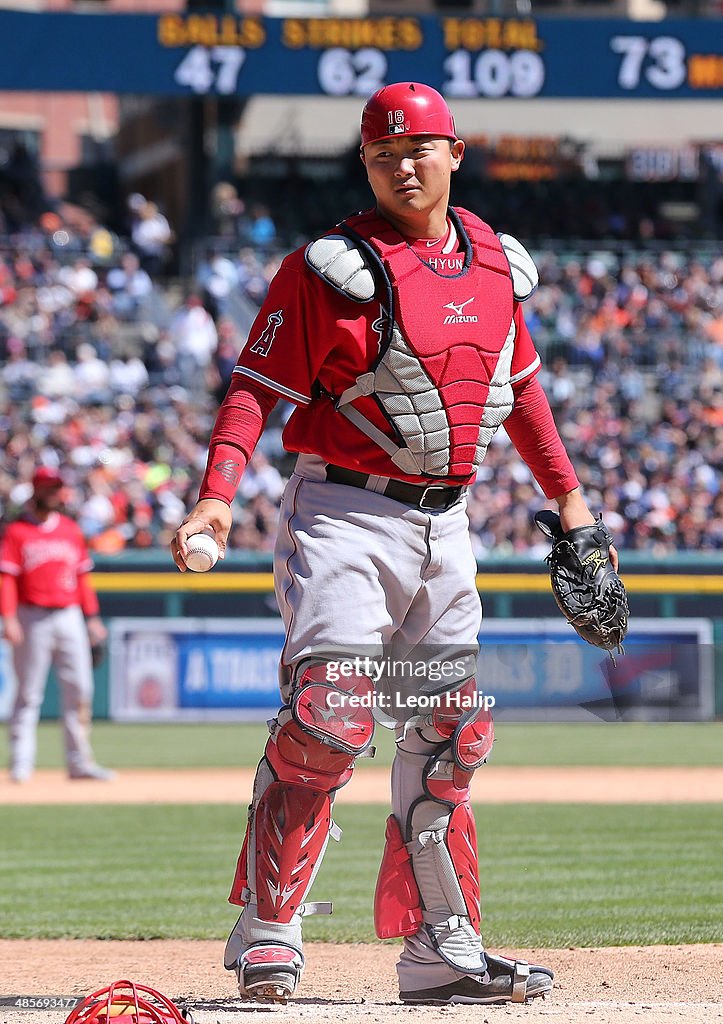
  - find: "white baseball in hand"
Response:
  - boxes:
[185,533,219,572]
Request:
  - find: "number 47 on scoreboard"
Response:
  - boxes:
[174,45,246,95]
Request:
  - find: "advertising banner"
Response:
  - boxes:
[108,617,714,722]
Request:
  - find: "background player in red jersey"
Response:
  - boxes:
[1,466,112,782]
[172,83,618,1007]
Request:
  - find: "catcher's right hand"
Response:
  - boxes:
[171,498,231,572]
[534,510,629,659]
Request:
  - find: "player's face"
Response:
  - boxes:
[361,135,464,236]
[33,483,63,511]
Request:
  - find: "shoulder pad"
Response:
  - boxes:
[304,234,376,303]
[497,233,539,301]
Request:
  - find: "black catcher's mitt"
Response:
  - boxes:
[534,510,629,658]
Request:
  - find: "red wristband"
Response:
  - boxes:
[199,443,249,504]
[197,377,277,503]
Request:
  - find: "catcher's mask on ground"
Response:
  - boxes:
[64,979,193,1024]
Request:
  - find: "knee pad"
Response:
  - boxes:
[429,677,494,767]
[285,660,376,756]
[423,678,494,805]
[230,663,376,923]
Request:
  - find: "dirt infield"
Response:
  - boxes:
[2,768,721,1024]
[1,940,721,1024]
[3,765,723,804]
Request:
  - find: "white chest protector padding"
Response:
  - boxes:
[374,324,451,475]
[497,233,539,300]
[305,235,376,302]
[307,231,538,304]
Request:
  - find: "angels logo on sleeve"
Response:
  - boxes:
[250,310,284,356]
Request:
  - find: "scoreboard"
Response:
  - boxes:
[0,11,721,98]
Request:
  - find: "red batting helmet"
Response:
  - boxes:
[32,466,64,490]
[360,82,457,148]
[63,980,192,1024]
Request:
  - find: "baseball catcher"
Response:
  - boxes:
[172,81,611,1007]
[534,510,629,658]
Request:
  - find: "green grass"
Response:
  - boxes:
[2,721,722,770]
[1,803,721,947]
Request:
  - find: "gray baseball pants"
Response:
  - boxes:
[9,604,95,776]
[271,455,485,990]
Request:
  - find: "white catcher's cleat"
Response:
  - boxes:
[224,907,308,1003]
[228,942,304,1004]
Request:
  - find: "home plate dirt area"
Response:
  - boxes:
[1,939,721,1024]
[2,766,721,1024]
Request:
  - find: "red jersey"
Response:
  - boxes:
[0,512,95,609]
[232,217,541,487]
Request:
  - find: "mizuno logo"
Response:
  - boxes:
[443,298,478,325]
[445,298,474,315]
[583,550,607,571]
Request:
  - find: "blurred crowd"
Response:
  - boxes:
[0,197,721,557]
[205,162,723,249]
[495,248,723,557]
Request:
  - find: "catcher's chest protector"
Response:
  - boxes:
[323,208,515,480]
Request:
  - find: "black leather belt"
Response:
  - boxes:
[326,464,464,512]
